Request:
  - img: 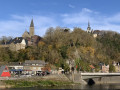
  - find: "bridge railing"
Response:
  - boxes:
[81,72,120,76]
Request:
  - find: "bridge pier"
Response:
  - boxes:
[65,72,87,84]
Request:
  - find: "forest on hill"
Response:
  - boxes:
[0,27,119,72]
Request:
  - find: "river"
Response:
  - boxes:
[1,83,120,90]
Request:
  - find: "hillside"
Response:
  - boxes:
[0,27,119,71]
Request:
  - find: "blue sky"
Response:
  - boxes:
[0,0,120,37]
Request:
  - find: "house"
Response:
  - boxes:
[6,60,50,76]
[58,67,64,74]
[92,30,105,38]
[0,66,11,77]
[23,60,50,75]
[9,37,27,51]
[102,64,109,73]
[0,37,27,51]
[113,61,120,72]
[7,62,24,75]
[93,30,101,38]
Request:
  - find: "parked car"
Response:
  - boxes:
[45,71,50,75]
[36,71,43,76]
[36,71,50,76]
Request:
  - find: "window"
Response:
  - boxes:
[33,67,36,69]
[32,64,35,65]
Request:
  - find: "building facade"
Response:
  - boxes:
[23,60,49,75]
[9,37,27,51]
[102,64,109,73]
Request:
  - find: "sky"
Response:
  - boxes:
[0,0,120,37]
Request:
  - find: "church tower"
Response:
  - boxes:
[29,19,34,37]
[86,21,92,33]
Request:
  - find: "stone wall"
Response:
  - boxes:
[91,76,120,84]
[9,43,26,51]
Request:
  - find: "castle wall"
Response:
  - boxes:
[9,43,26,51]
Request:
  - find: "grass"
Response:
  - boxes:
[3,80,72,88]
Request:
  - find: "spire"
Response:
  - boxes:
[87,21,91,33]
[87,21,91,30]
[30,19,34,27]
[88,21,90,27]
[29,19,34,37]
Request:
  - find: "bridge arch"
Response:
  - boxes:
[87,78,95,85]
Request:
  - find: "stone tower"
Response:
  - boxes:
[86,21,92,33]
[29,19,34,37]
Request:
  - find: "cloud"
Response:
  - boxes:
[61,14,69,17]
[107,13,120,23]
[68,4,75,8]
[62,8,96,24]
[0,15,57,37]
[82,8,93,13]
[1,8,120,37]
[61,8,120,33]
[0,20,25,37]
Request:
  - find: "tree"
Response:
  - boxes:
[109,64,115,72]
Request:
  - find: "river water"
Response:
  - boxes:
[1,84,120,90]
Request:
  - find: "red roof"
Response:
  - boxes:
[0,66,11,77]
[89,65,95,69]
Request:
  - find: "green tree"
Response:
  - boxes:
[109,64,115,72]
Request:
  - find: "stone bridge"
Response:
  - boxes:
[66,72,120,84]
[81,73,120,79]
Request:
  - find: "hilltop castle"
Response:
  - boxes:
[0,19,42,51]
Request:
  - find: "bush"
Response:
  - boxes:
[109,64,115,72]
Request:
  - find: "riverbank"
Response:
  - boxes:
[3,79,73,88]
[0,74,74,88]
[1,74,120,89]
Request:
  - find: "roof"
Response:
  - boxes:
[93,30,101,34]
[0,66,7,75]
[30,19,34,27]
[93,30,105,36]
[24,65,44,67]
[89,65,95,69]
[24,31,29,35]
[25,60,46,65]
[11,37,23,44]
[8,62,23,66]
[10,37,28,45]
[25,30,29,33]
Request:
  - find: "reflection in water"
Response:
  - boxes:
[1,84,120,90]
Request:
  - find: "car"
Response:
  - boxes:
[45,71,50,75]
[36,71,50,76]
